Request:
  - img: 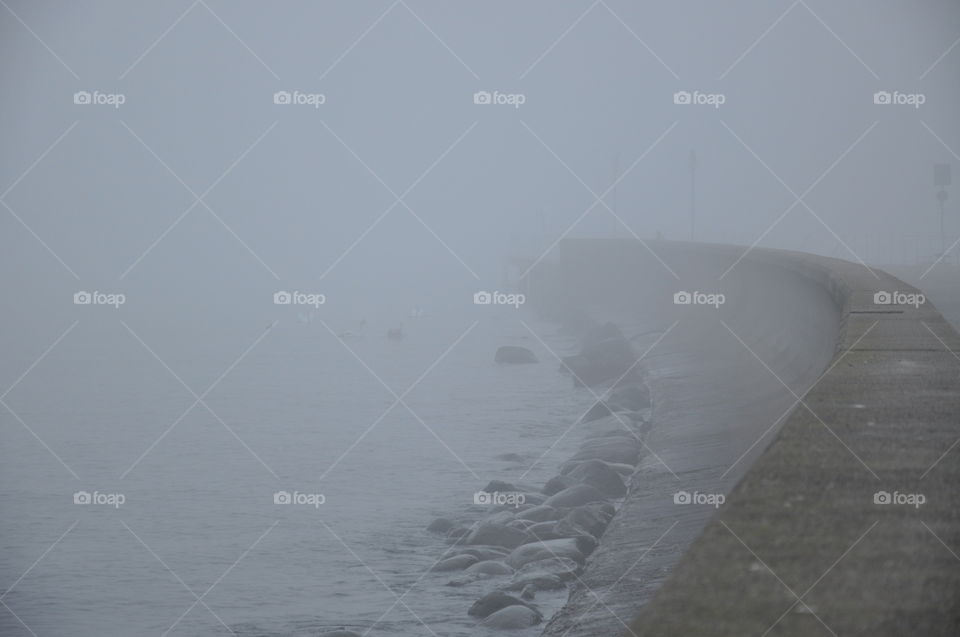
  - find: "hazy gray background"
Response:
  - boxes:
[1,2,958,635]
[1,0,958,338]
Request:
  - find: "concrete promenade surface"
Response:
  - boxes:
[531,240,959,637]
[622,247,960,636]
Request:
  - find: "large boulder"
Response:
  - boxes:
[568,438,640,466]
[454,546,509,561]
[505,557,581,591]
[466,560,514,576]
[482,605,543,628]
[555,503,615,538]
[562,323,637,386]
[516,505,561,523]
[543,484,608,508]
[468,591,537,618]
[495,346,539,364]
[565,459,627,497]
[430,554,478,572]
[466,523,532,549]
[506,537,595,569]
[542,475,578,496]
[427,518,457,534]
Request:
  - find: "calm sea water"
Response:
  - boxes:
[0,309,595,636]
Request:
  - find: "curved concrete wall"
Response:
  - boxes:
[530,240,960,636]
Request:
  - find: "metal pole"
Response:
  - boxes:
[690,150,697,241]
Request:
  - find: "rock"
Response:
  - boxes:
[495,452,525,462]
[482,605,543,629]
[562,323,637,386]
[519,493,546,506]
[506,572,564,592]
[514,556,581,581]
[516,505,561,523]
[495,346,539,364]
[507,519,536,530]
[430,554,478,572]
[454,546,509,561]
[556,503,614,538]
[446,527,470,543]
[466,523,532,549]
[525,521,564,541]
[581,400,613,423]
[542,475,577,496]
[468,591,536,618]
[427,517,457,534]
[561,459,635,477]
[543,484,608,508]
[520,585,536,600]
[506,538,591,569]
[483,480,517,494]
[319,631,362,637]
[466,560,514,576]
[609,383,651,410]
[568,440,640,466]
[565,459,627,497]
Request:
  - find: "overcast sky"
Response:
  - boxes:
[1,1,958,336]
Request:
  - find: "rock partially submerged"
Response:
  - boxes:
[495,346,539,364]
[468,591,538,619]
[543,483,608,508]
[561,323,637,386]
[482,605,543,628]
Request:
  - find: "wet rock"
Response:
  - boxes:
[519,493,547,506]
[565,459,627,497]
[483,480,517,493]
[430,554,478,572]
[468,591,536,618]
[495,346,539,364]
[581,400,613,423]
[505,557,580,591]
[454,546,509,561]
[495,452,525,462]
[516,505,561,523]
[319,631,362,637]
[427,517,457,534]
[543,484,608,508]
[542,475,577,496]
[507,519,536,530]
[556,503,614,538]
[562,323,637,386]
[466,560,514,576]
[609,383,651,410]
[466,523,532,549]
[482,605,543,628]
[525,521,564,541]
[568,440,640,466]
[520,585,536,600]
[506,538,590,569]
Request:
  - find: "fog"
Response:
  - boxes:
[1,2,958,636]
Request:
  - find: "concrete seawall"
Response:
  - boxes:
[530,240,960,636]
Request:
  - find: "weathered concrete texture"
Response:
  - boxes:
[624,252,960,635]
